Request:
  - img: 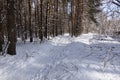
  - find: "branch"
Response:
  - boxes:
[112,0,120,7]
[116,0,120,3]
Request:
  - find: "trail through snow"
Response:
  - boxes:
[0,33,120,80]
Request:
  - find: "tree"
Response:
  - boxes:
[6,0,16,55]
[39,0,43,41]
[23,0,28,40]
[0,15,2,52]
[71,0,75,36]
[0,0,3,52]
[28,0,33,42]
[44,0,50,38]
[75,0,84,36]
[70,0,84,36]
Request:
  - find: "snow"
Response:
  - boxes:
[0,33,120,80]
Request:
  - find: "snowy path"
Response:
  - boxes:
[0,33,120,80]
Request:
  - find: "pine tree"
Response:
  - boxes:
[7,0,16,55]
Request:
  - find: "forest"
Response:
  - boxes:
[0,0,107,55]
[0,0,120,80]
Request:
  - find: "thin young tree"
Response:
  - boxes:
[23,0,28,40]
[44,0,49,38]
[28,0,33,42]
[39,0,43,41]
[0,0,3,52]
[71,0,75,36]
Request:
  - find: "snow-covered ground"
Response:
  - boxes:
[0,33,120,80]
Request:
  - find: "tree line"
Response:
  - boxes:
[0,0,101,55]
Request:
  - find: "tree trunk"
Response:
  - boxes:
[55,0,58,36]
[71,0,75,36]
[39,0,43,41]
[44,1,49,38]
[0,15,2,52]
[28,0,33,42]
[7,0,16,55]
[79,0,84,35]
[24,0,28,40]
[0,0,2,52]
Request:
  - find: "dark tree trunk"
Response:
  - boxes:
[28,0,33,42]
[47,0,51,39]
[24,0,27,40]
[7,0,16,55]
[55,0,58,36]
[0,16,2,52]
[44,1,49,39]
[34,1,38,38]
[39,0,43,41]
[79,0,84,35]
[0,0,3,52]
[71,0,75,36]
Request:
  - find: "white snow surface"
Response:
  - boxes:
[0,33,120,80]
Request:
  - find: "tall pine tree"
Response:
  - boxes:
[7,0,16,55]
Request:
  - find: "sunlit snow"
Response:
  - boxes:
[0,33,120,80]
